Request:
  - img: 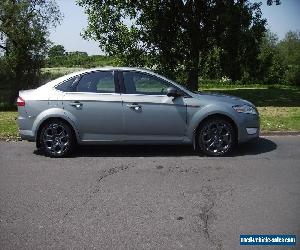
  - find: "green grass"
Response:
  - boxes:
[258,107,300,131]
[0,112,19,140]
[201,85,300,107]
[202,85,300,132]
[0,85,299,140]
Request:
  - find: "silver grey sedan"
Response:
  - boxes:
[17,67,259,157]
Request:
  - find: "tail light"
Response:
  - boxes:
[17,96,25,107]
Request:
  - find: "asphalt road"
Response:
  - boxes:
[0,136,299,250]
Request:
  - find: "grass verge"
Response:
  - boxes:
[0,112,19,140]
[258,107,300,131]
[203,86,300,133]
[1,108,299,141]
[0,86,299,140]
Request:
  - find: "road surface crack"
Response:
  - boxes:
[63,164,133,219]
[193,185,227,250]
[97,165,130,182]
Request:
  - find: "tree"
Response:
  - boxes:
[257,31,285,83]
[278,31,300,85]
[78,0,266,90]
[48,44,66,58]
[0,0,62,104]
[267,0,281,5]
[278,31,300,66]
[214,1,266,81]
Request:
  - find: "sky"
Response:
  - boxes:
[49,0,300,55]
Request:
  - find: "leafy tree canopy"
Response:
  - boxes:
[267,0,281,5]
[48,44,66,58]
[78,0,266,90]
[278,31,300,85]
[0,0,62,103]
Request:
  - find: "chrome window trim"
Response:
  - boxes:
[63,92,121,96]
[53,70,118,94]
[53,75,81,93]
[120,93,166,97]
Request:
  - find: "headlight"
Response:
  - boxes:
[232,105,257,115]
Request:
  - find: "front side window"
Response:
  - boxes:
[123,71,172,95]
[76,71,115,93]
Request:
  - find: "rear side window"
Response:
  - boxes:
[76,71,115,93]
[55,76,78,92]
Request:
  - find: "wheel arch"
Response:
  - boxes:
[36,117,79,148]
[192,113,238,150]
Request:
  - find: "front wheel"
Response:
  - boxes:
[196,118,236,156]
[39,120,75,157]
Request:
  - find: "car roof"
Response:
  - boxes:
[39,66,193,96]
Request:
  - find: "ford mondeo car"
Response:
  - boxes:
[17,67,259,157]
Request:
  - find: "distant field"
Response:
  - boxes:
[41,67,85,75]
[40,67,85,84]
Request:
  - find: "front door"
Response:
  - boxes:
[62,70,123,141]
[120,71,187,142]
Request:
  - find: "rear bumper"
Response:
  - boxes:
[18,114,35,142]
[19,130,35,142]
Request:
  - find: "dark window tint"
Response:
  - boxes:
[56,76,78,92]
[76,71,115,93]
[123,71,172,95]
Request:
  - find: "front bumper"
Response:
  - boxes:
[238,113,260,143]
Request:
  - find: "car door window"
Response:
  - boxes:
[76,71,115,93]
[55,76,79,92]
[123,71,172,95]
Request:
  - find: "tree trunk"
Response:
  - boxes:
[187,66,199,91]
[187,47,200,91]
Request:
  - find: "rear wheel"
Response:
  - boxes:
[39,120,75,157]
[196,118,236,156]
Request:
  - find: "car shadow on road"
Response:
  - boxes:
[232,137,277,157]
[34,137,276,158]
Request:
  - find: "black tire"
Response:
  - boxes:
[39,119,75,157]
[196,117,236,156]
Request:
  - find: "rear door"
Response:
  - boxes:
[62,70,123,142]
[120,70,187,142]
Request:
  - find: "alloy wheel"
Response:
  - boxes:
[42,123,70,156]
[199,120,234,156]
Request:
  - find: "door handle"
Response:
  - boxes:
[69,101,83,109]
[126,103,142,110]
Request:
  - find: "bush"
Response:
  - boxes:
[285,65,300,86]
[0,102,17,111]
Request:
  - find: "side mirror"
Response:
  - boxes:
[166,87,181,98]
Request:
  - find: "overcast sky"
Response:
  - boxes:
[49,0,300,55]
